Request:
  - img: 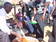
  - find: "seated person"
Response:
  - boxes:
[0,2,22,42]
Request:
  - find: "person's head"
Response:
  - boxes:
[18,8,22,13]
[4,2,12,13]
[19,1,23,6]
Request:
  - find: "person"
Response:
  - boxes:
[0,2,22,42]
[48,0,56,42]
[28,0,45,39]
[19,1,27,16]
[19,1,33,33]
[42,0,53,24]
[41,0,54,41]
[16,8,22,21]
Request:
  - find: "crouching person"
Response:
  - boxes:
[0,2,22,42]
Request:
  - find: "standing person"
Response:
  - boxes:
[41,0,54,41]
[49,0,56,42]
[0,2,22,42]
[28,0,45,39]
[42,0,53,24]
[19,1,29,17]
[19,1,33,33]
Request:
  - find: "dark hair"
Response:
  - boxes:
[3,2,12,13]
[4,2,12,7]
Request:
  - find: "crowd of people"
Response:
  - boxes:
[0,0,56,42]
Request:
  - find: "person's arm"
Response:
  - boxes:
[34,7,36,16]
[50,6,56,16]
[31,7,36,21]
[49,1,56,18]
[10,20,16,26]
[41,3,47,20]
[43,6,47,16]
[49,6,55,20]
[0,16,22,39]
[10,31,22,38]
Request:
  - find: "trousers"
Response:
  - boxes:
[0,31,11,42]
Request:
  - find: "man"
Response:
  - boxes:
[0,2,22,42]
[49,0,56,42]
[28,0,45,39]
[42,0,53,23]
[41,0,54,41]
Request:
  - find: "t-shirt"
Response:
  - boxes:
[46,0,53,14]
[28,0,45,14]
[28,0,41,10]
[0,8,12,35]
[46,0,53,3]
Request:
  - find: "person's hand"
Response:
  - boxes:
[41,15,46,21]
[49,14,53,20]
[16,34,22,39]
[10,31,22,42]
[15,34,22,42]
[17,21,22,28]
[14,20,22,28]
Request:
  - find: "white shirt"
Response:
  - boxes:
[0,8,12,35]
[46,0,53,3]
